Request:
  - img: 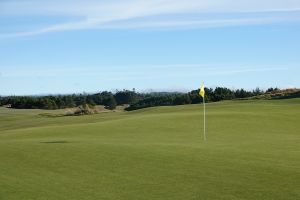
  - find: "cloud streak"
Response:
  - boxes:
[0,64,288,79]
[1,0,300,37]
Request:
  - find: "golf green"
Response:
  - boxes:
[0,99,299,200]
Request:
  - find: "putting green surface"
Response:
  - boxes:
[0,99,300,200]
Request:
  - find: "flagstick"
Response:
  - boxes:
[203,96,206,141]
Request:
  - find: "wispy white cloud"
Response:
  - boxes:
[1,0,300,37]
[0,64,288,79]
[2,0,300,16]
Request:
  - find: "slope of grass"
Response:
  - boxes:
[0,99,300,200]
[248,88,300,100]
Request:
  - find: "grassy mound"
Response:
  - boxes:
[249,88,300,100]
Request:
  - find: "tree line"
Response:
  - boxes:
[0,87,276,111]
[125,87,266,110]
[0,90,143,110]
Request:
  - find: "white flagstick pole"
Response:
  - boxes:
[203,96,206,141]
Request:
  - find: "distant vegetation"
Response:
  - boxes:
[248,88,300,100]
[1,87,299,111]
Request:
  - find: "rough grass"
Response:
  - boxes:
[0,99,300,200]
[248,88,300,100]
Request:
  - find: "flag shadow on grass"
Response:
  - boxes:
[40,140,70,144]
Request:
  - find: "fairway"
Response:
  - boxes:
[0,99,300,200]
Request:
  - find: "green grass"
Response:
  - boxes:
[0,99,300,200]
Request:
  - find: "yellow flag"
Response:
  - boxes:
[199,83,205,98]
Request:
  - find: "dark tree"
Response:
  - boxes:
[114,90,138,105]
[105,96,117,110]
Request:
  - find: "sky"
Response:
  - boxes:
[0,0,300,95]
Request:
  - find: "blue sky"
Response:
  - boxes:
[0,0,300,95]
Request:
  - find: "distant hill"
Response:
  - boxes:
[248,88,300,100]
